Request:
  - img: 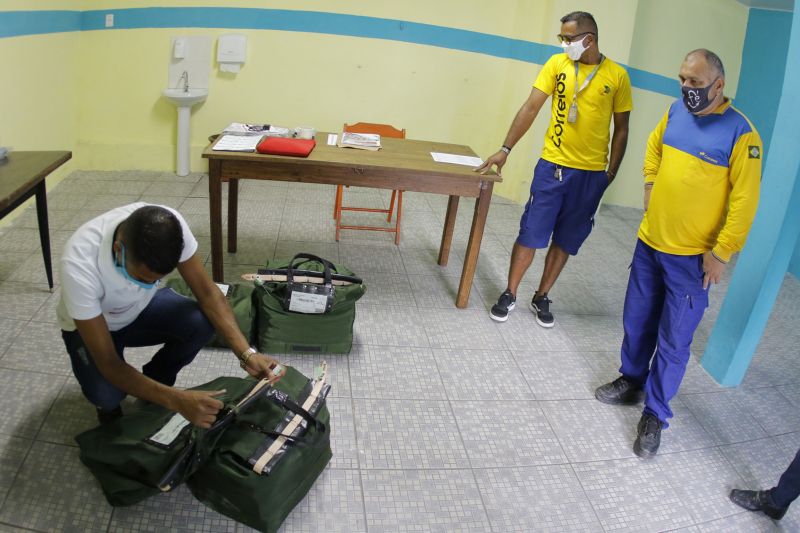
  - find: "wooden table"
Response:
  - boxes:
[0,150,72,290]
[202,134,499,308]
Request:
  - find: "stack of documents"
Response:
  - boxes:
[222,123,290,137]
[212,135,262,152]
[339,132,381,151]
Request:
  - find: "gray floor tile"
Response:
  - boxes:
[108,485,236,532]
[408,273,483,309]
[0,368,64,438]
[357,271,416,308]
[339,244,404,274]
[361,469,490,532]
[497,311,578,352]
[0,435,31,504]
[0,318,27,358]
[435,348,534,401]
[476,465,602,532]
[732,386,800,436]
[519,349,605,400]
[559,313,624,352]
[3,321,73,376]
[274,469,366,533]
[721,437,794,488]
[0,252,30,282]
[0,173,798,532]
[326,397,359,470]
[0,441,112,532]
[353,306,429,348]
[542,399,642,462]
[682,391,768,445]
[420,308,504,350]
[452,400,568,467]
[353,399,467,469]
[0,282,51,321]
[574,457,694,532]
[273,241,340,265]
[660,447,748,523]
[694,510,796,532]
[399,246,465,277]
[348,345,446,400]
[35,378,97,446]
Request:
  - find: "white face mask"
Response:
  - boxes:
[561,37,588,61]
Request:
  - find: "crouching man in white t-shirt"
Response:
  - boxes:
[57,203,282,427]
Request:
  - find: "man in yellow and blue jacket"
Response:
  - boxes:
[595,49,761,459]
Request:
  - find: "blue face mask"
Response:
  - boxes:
[114,242,159,290]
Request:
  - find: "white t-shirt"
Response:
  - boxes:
[57,203,198,332]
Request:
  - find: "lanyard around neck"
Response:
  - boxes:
[572,55,604,103]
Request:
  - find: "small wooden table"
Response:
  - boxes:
[0,151,72,290]
[203,135,499,308]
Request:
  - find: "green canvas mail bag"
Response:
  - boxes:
[75,375,273,506]
[164,278,256,349]
[188,363,332,533]
[255,253,366,353]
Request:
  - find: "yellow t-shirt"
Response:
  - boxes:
[533,54,633,171]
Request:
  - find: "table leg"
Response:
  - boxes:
[438,195,459,266]
[456,181,493,308]
[209,160,224,282]
[228,178,239,253]
[34,181,53,291]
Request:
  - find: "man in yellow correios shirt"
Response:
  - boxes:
[477,11,632,328]
[595,49,762,459]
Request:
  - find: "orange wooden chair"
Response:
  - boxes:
[333,122,406,244]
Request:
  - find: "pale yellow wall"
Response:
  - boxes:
[1,0,754,212]
[0,3,81,228]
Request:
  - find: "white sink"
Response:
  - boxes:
[162,88,208,176]
[162,88,208,107]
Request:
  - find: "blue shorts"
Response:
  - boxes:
[517,159,609,255]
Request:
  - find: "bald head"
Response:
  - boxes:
[685,49,725,79]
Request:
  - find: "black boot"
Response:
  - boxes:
[595,376,644,405]
[96,405,123,425]
[633,413,662,459]
[729,489,788,520]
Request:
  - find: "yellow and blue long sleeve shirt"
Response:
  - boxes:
[639,99,761,262]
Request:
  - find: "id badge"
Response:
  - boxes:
[567,102,578,123]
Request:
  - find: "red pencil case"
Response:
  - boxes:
[256,137,316,157]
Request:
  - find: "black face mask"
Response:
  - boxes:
[681,79,718,114]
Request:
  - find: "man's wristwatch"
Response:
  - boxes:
[238,347,257,369]
[500,145,512,155]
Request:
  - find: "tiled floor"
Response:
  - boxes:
[0,170,798,532]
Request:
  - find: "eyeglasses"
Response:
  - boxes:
[557,32,595,44]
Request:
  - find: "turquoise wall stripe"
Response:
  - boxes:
[734,8,792,157]
[0,10,80,38]
[0,7,676,97]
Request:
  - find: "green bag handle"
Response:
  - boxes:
[287,253,336,287]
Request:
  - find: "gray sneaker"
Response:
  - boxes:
[490,290,516,322]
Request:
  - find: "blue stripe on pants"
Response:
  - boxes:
[619,239,708,427]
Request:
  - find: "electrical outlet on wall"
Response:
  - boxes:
[105,14,114,28]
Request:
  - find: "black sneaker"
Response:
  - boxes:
[96,405,123,425]
[633,413,662,459]
[490,290,516,322]
[729,489,788,520]
[529,293,554,328]
[595,376,644,405]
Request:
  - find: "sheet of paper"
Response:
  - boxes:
[431,152,484,167]
[327,133,338,146]
[212,134,261,152]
